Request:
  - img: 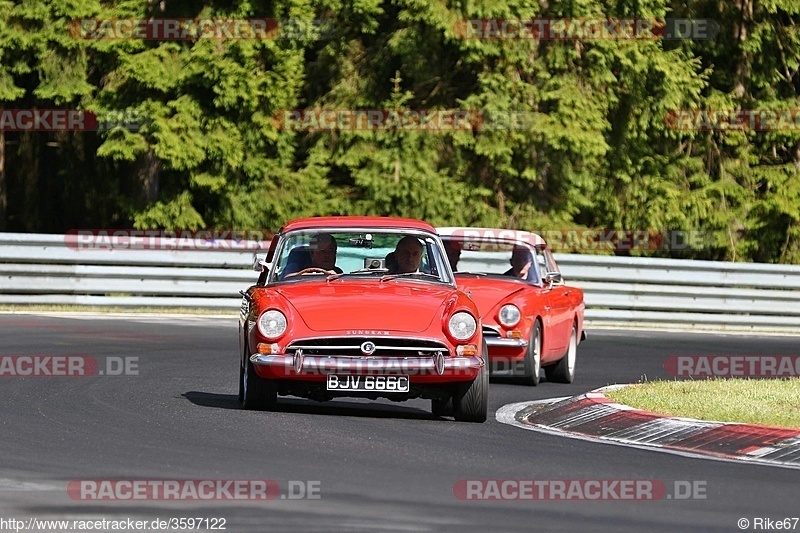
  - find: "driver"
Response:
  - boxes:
[284,233,343,277]
[504,245,533,280]
[443,239,461,272]
[308,233,343,274]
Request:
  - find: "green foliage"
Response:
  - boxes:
[1,0,800,262]
[133,190,205,230]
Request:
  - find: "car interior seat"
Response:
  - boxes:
[280,245,312,279]
[384,252,398,274]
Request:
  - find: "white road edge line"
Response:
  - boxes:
[496,399,800,471]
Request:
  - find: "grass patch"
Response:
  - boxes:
[605,378,800,429]
[0,304,235,315]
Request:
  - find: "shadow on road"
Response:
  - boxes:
[182,391,446,421]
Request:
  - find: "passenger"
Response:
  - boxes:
[504,245,533,280]
[390,236,424,274]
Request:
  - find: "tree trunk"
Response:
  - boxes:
[795,141,800,172]
[732,0,753,99]
[137,150,161,202]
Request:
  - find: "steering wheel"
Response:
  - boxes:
[295,267,332,275]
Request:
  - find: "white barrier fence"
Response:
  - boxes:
[2,232,800,332]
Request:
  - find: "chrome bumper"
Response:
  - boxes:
[251,353,483,376]
[484,337,529,348]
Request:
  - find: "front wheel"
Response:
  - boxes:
[518,321,542,386]
[238,359,244,402]
[238,337,248,402]
[453,340,489,423]
[242,356,278,410]
[545,323,577,384]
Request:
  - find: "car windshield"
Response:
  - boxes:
[442,238,543,285]
[268,230,453,284]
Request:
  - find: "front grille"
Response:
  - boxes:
[286,337,449,357]
[482,326,501,337]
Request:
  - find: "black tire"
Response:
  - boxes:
[238,334,247,402]
[545,322,577,384]
[238,359,244,402]
[431,397,453,417]
[453,340,489,423]
[242,356,278,410]
[518,320,542,386]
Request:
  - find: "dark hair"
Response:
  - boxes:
[310,233,337,250]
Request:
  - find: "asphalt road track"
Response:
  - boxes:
[0,314,798,532]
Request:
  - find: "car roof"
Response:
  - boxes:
[281,216,437,233]
[437,227,547,248]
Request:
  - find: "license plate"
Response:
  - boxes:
[326,374,410,393]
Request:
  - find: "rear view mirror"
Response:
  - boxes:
[349,234,374,249]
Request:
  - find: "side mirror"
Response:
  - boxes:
[252,253,269,272]
[545,271,562,287]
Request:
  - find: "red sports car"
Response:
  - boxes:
[438,227,586,385]
[238,217,488,422]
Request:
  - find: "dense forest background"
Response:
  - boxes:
[0,0,799,262]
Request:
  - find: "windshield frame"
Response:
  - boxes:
[441,235,547,286]
[265,227,456,287]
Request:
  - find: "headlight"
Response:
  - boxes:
[258,310,287,339]
[448,312,477,341]
[499,304,521,327]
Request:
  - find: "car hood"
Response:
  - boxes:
[453,276,527,314]
[275,281,456,332]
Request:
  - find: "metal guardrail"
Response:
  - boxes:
[551,255,800,332]
[2,232,800,332]
[0,233,257,308]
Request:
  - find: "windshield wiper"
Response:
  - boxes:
[325,268,391,282]
[348,268,389,274]
[380,272,442,282]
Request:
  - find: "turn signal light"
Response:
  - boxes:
[257,343,279,354]
[456,344,478,356]
[507,330,523,339]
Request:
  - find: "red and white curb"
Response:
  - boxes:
[496,385,800,470]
